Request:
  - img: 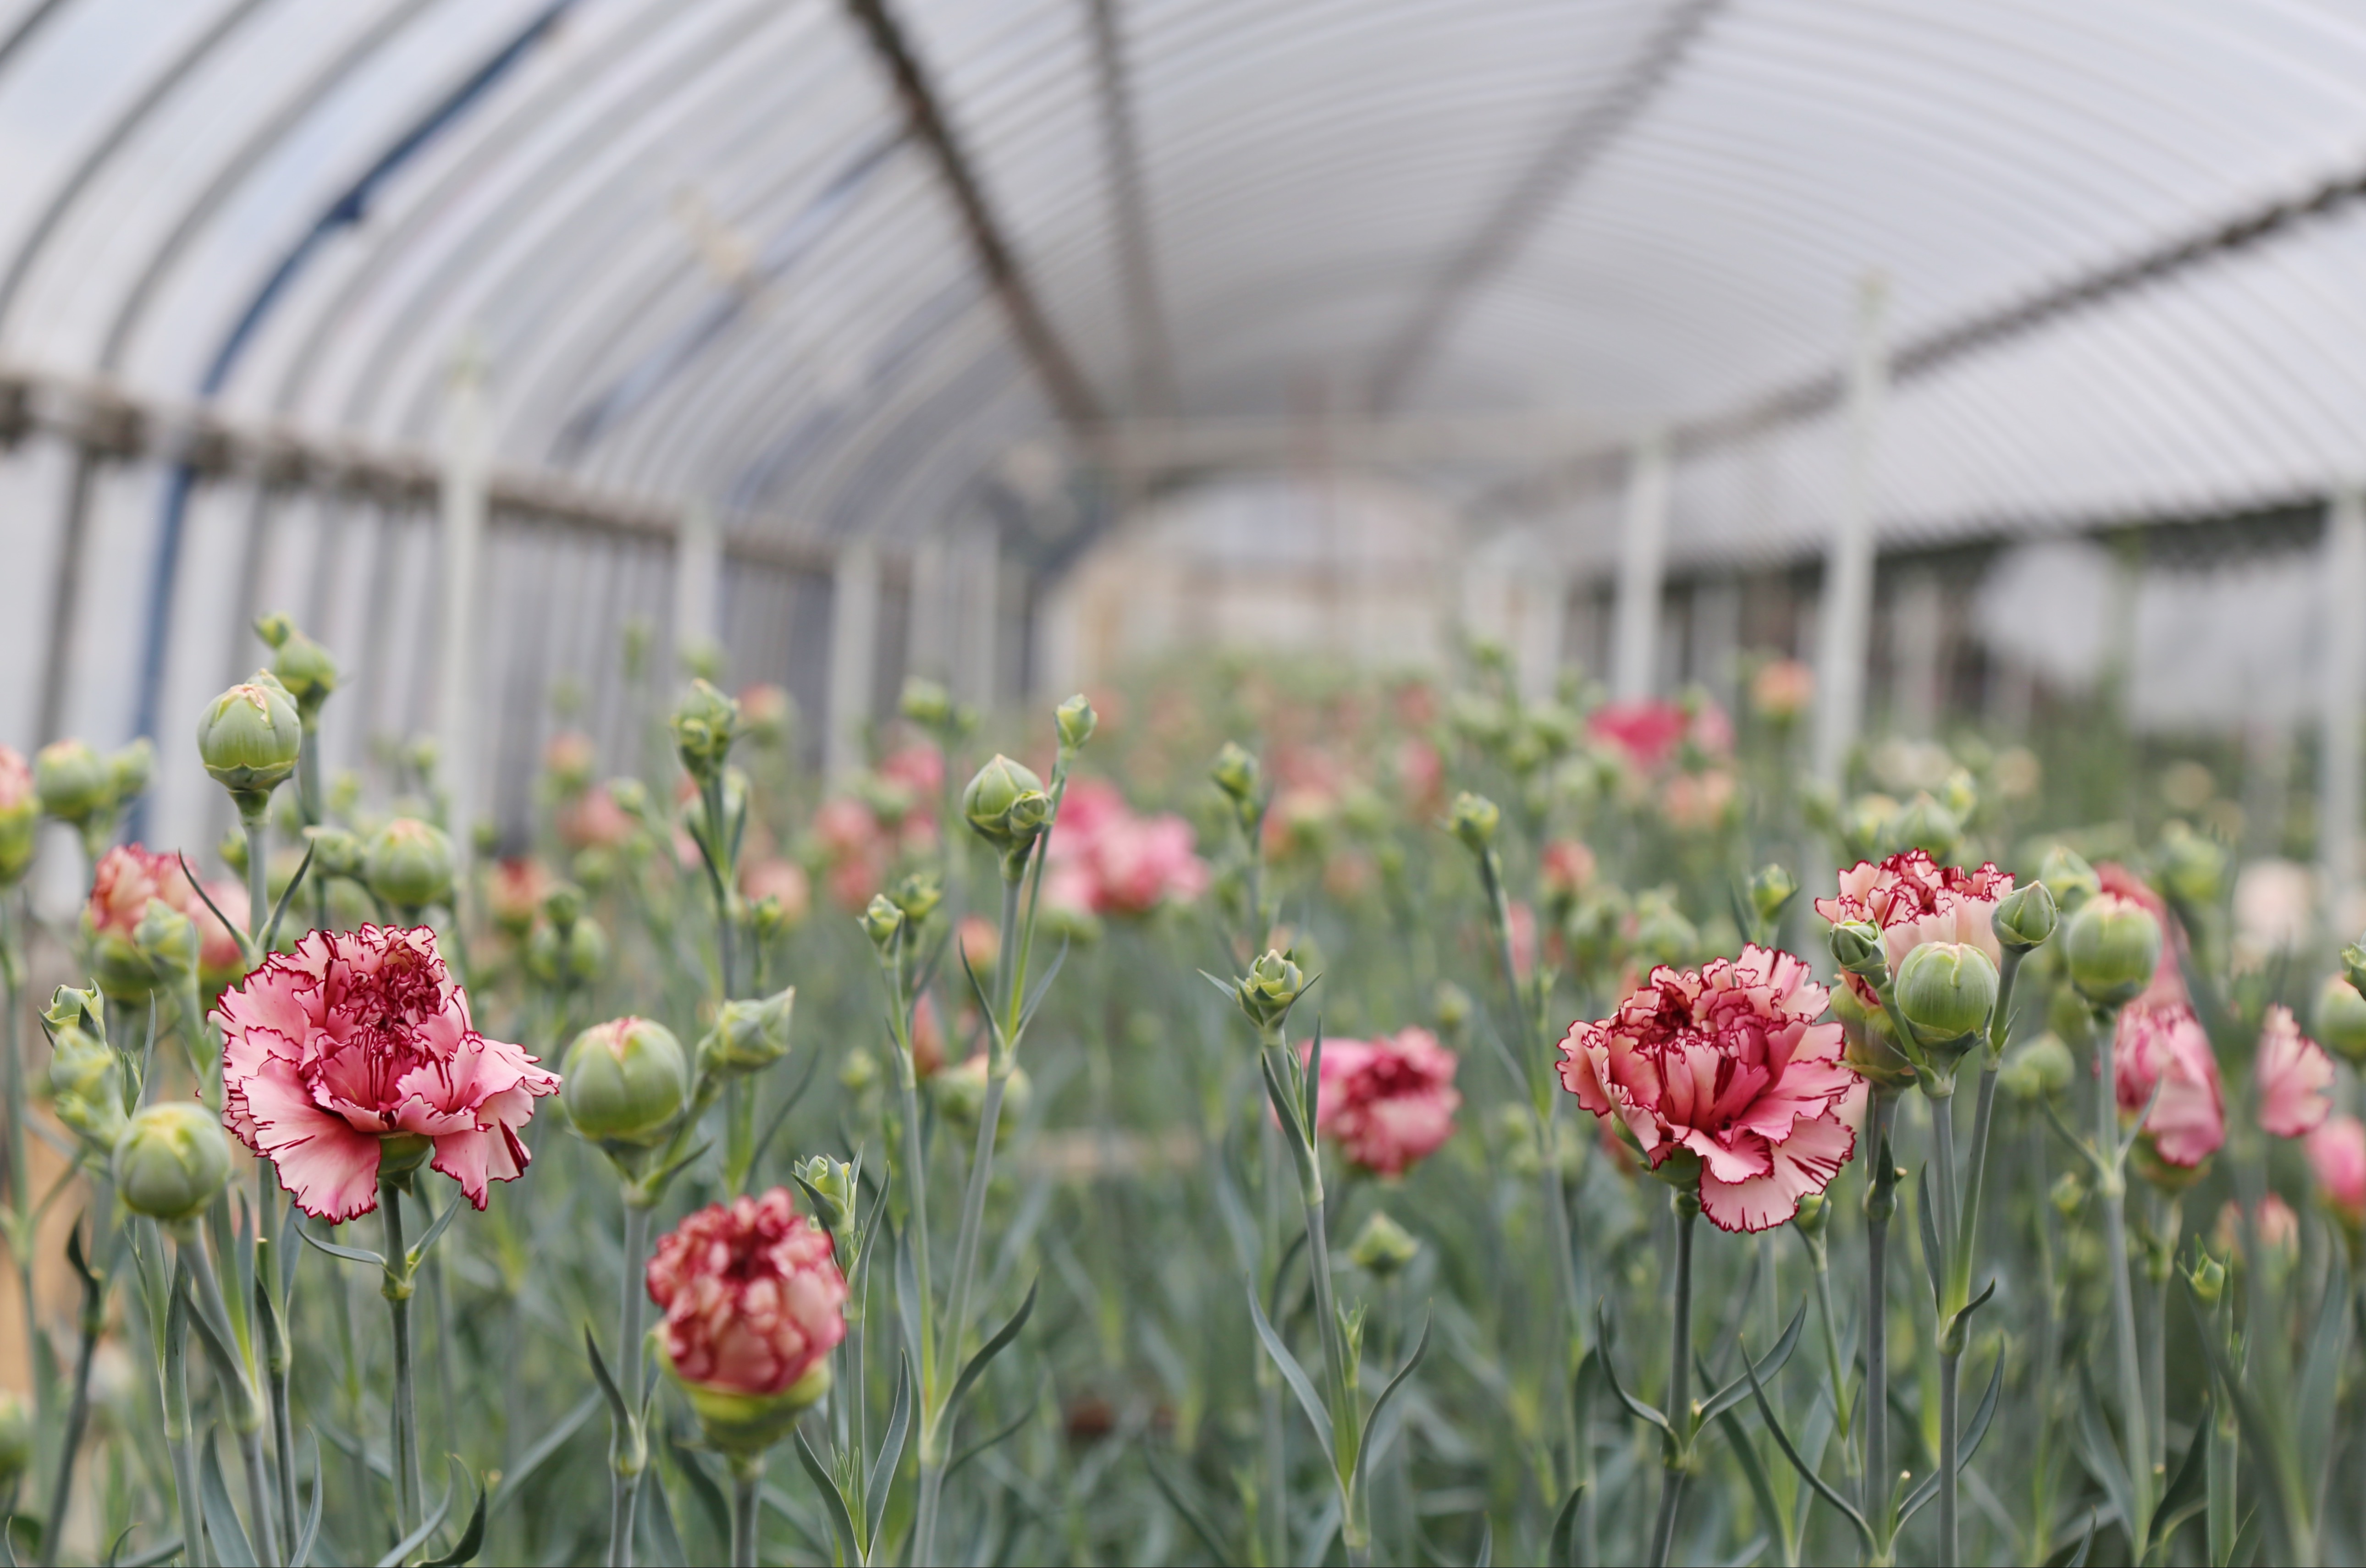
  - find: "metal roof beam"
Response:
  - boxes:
[1086,0,1178,417]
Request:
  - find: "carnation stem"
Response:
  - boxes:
[609,1197,653,1568]
[163,1254,209,1568]
[261,1256,299,1567]
[1258,1115,1288,1568]
[1926,1077,1961,1565]
[2091,1007,2151,1531]
[1804,1227,1856,1486]
[728,1455,762,1568]
[1649,1193,1699,1568]
[382,1177,423,1545]
[187,1229,277,1565]
[244,816,270,948]
[45,1227,105,1563]
[1862,1084,1899,1533]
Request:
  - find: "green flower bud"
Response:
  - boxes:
[1210,743,1261,804]
[255,615,339,721]
[1837,793,1899,863]
[2063,893,2162,1007]
[0,1392,30,1491]
[2313,971,2366,1067]
[700,987,794,1079]
[2049,1170,2086,1218]
[85,907,161,1004]
[1447,792,1500,853]
[2038,846,2101,913]
[860,894,905,953]
[608,777,651,819]
[933,1056,1030,1143]
[1831,984,1914,1089]
[1893,941,1998,1045]
[2156,821,2228,909]
[108,739,153,809]
[1233,949,1307,1032]
[364,817,456,912]
[540,880,587,931]
[112,1103,232,1223]
[1997,1032,2076,1102]
[197,676,303,799]
[1938,768,1979,821]
[671,680,740,782]
[134,897,199,987]
[526,914,607,987]
[670,1361,832,1459]
[1793,1191,1831,1242]
[45,984,104,1039]
[791,1153,858,1243]
[1748,864,1799,928]
[303,825,366,880]
[838,1047,879,1095]
[48,1024,127,1152]
[1828,919,1887,979]
[1433,980,1473,1039]
[2186,1251,2227,1307]
[899,677,952,727]
[888,871,942,926]
[1633,892,1698,969]
[1992,880,2059,951]
[561,1017,689,1149]
[34,740,111,825]
[1890,793,1961,860]
[1056,693,1098,752]
[1347,1210,1420,1278]
[961,754,1049,850]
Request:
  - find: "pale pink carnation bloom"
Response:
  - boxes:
[0,747,28,812]
[558,783,635,851]
[1813,851,2013,1008]
[1751,660,1814,721]
[739,858,811,926]
[2113,1001,2226,1167]
[1301,1028,1461,1177]
[1045,777,1208,917]
[812,797,882,859]
[1559,945,1865,1233]
[486,858,552,932]
[88,845,190,940]
[214,926,559,1221]
[646,1188,848,1397]
[2307,1114,2366,1230]
[2255,1192,2300,1252]
[1661,769,1737,833]
[1395,738,1445,815]
[1507,901,1538,981]
[197,879,249,987]
[1540,840,1596,903]
[2254,1004,2333,1139]
[877,743,945,801]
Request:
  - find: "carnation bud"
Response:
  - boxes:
[1890,793,1961,860]
[2038,846,2101,912]
[303,825,366,880]
[933,1055,1030,1141]
[256,616,339,721]
[607,777,651,820]
[1894,941,1999,1045]
[1055,693,1098,752]
[1837,794,1898,862]
[561,1017,689,1149]
[1828,919,1887,979]
[2155,821,2228,908]
[838,1046,879,1095]
[1992,880,2059,951]
[197,676,303,804]
[2063,893,2162,1007]
[1997,1032,2075,1102]
[1633,893,1698,968]
[860,894,905,952]
[1831,984,1915,1089]
[0,1393,29,1493]
[364,817,456,912]
[112,1103,232,1223]
[1433,979,1473,1038]
[108,740,153,809]
[1210,743,1261,804]
[1234,948,1307,1032]
[1938,768,1979,821]
[1792,1190,1831,1241]
[961,754,1049,851]
[1447,792,1500,853]
[45,984,104,1039]
[670,679,740,783]
[1347,1210,1421,1278]
[540,880,587,931]
[526,915,607,987]
[1748,864,1798,927]
[2186,1251,2228,1306]
[899,677,952,728]
[0,756,34,888]
[2313,972,2366,1066]
[133,898,199,988]
[35,740,112,825]
[888,871,942,925]
[47,1024,126,1151]
[791,1154,858,1243]
[700,987,794,1079]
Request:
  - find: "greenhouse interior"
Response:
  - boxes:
[6,0,2366,1564]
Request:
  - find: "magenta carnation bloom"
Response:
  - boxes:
[1044,777,1209,917]
[646,1188,848,1397]
[1300,1028,1461,1177]
[2254,1004,2334,1139]
[1559,945,1865,1233]
[1813,851,2013,1008]
[2308,1115,2366,1232]
[2113,1001,2225,1168]
[213,926,559,1221]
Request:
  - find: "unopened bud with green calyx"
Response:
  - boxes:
[1433,979,1472,1038]
[1210,742,1260,805]
[2186,1251,2228,1306]
[46,984,104,1039]
[670,679,740,783]
[860,894,904,953]
[0,754,34,889]
[303,825,365,880]
[700,987,794,1079]
[1831,984,1914,1089]
[364,817,455,912]
[1747,864,1798,928]
[899,677,952,728]
[561,1017,689,1149]
[1891,793,1961,860]
[1837,794,1898,862]
[2155,820,2228,909]
[791,1154,858,1245]
[134,898,199,988]
[113,1102,232,1223]
[1998,1032,2076,1101]
[0,1392,30,1492]
[1233,949,1307,1032]
[1056,693,1098,752]
[2314,971,2366,1066]
[962,754,1049,852]
[1894,941,1999,1045]
[2339,937,2366,1004]
[48,1024,126,1151]
[255,613,339,722]
[1793,1191,1831,1242]
[933,1055,1030,1142]
[2038,846,2101,912]
[35,739,111,825]
[109,740,153,809]
[1993,880,2059,951]
[1829,919,1888,981]
[198,675,303,808]
[1448,792,1500,853]
[2063,893,2162,1007]
[888,871,942,925]
[526,914,607,987]
[1347,1210,1420,1278]
[540,880,586,931]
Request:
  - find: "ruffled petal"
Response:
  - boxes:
[1699,1111,1857,1233]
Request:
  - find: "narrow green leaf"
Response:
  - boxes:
[747,1049,823,1179]
[198,1430,259,1568]
[947,1278,1037,1419]
[582,1325,632,1429]
[866,1352,914,1546]
[2066,1507,2097,1567]
[1713,1404,1789,1567]
[420,1477,488,1567]
[1144,1452,1235,1568]
[1302,1024,1324,1137]
[403,1191,464,1273]
[1548,1484,1587,1568]
[1244,1284,1336,1471]
[1350,1309,1431,1498]
[1737,1343,1875,1556]
[946,1398,1037,1479]
[1700,1300,1806,1423]
[2295,1258,2350,1487]
[372,1464,457,1568]
[1899,1348,2002,1525]
[1472,1515,1492,1567]
[295,1225,385,1270]
[293,1431,325,1567]
[488,1395,602,1518]
[2071,1375,2139,1554]
[792,1426,860,1564]
[1593,1305,1670,1435]
[1915,1166,1943,1306]
[262,842,319,953]
[2150,1405,2212,1554]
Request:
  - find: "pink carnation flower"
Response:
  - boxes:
[1045,777,1209,917]
[646,1188,848,1397]
[1558,945,1864,1233]
[2307,1114,2366,1231]
[196,879,249,988]
[2096,863,2188,1007]
[877,743,945,801]
[2113,1001,2225,1168]
[1589,699,1732,773]
[558,783,635,851]
[2254,1004,2333,1139]
[214,926,559,1221]
[1301,1028,1461,1177]
[1812,851,2013,1007]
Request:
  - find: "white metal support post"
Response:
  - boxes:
[673,501,722,681]
[436,341,491,865]
[1610,432,1670,702]
[956,528,999,714]
[1813,274,1889,787]
[826,541,880,782]
[2321,486,2366,936]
